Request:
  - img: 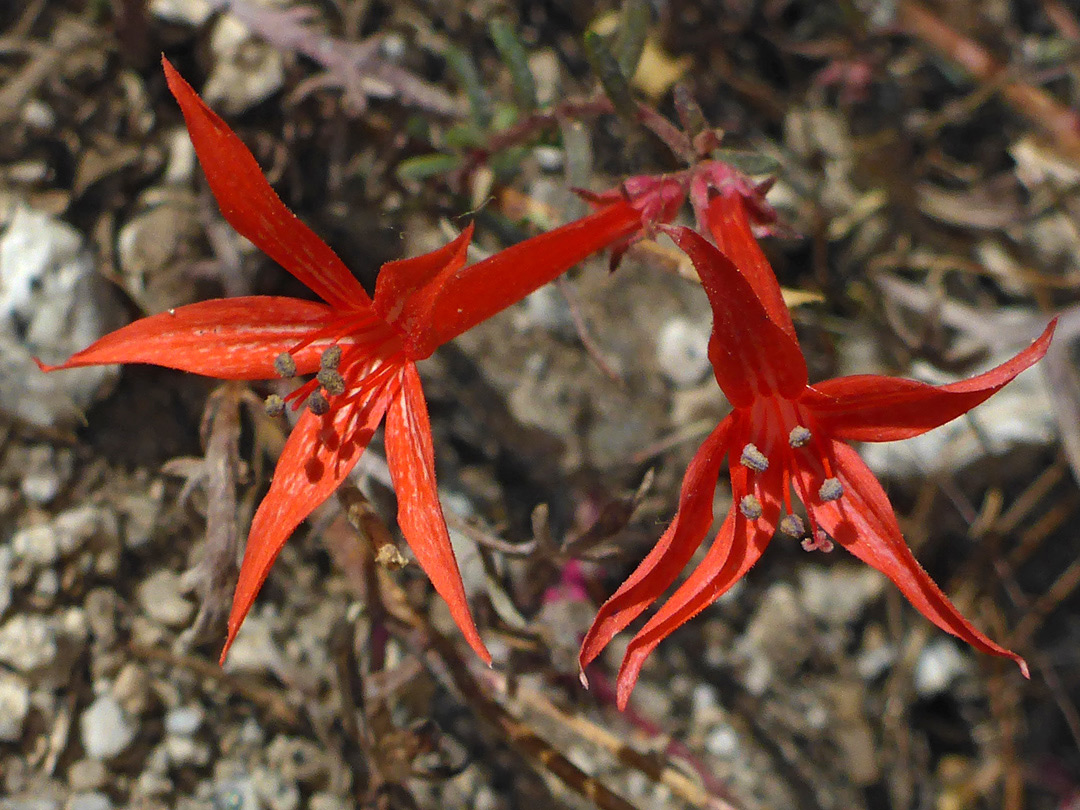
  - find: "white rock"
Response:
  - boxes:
[914,638,971,697]
[64,793,113,810]
[0,614,58,672]
[203,12,285,114]
[0,196,120,427]
[149,0,212,25]
[253,767,300,810]
[0,545,11,617]
[137,570,193,628]
[656,316,711,387]
[79,694,137,760]
[19,446,74,504]
[164,705,204,736]
[798,565,886,626]
[0,672,30,741]
[12,524,61,567]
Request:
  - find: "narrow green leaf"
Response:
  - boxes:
[583,31,636,120]
[489,19,538,112]
[445,46,493,128]
[396,153,463,182]
[614,0,649,79]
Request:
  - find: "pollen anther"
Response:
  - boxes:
[739,494,763,520]
[308,391,330,415]
[740,443,769,472]
[320,344,342,370]
[779,514,805,537]
[818,478,843,502]
[317,368,346,396]
[264,394,285,417]
[788,426,811,447]
[274,352,297,378]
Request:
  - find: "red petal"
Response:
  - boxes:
[221,366,398,662]
[579,416,734,676]
[804,319,1056,442]
[665,225,807,407]
[384,363,491,663]
[614,458,778,709]
[704,194,796,340]
[36,297,332,379]
[372,223,473,335]
[162,57,370,310]
[407,200,646,358]
[812,440,1028,676]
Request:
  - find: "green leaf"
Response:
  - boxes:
[614,0,649,79]
[583,31,636,120]
[445,46,493,128]
[396,153,463,182]
[489,19,538,112]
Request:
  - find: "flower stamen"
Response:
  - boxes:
[317,368,346,396]
[739,494,763,519]
[320,344,342,370]
[788,425,811,447]
[264,394,286,417]
[740,443,769,472]
[274,352,297,378]
[308,391,330,415]
[779,514,805,537]
[818,478,843,502]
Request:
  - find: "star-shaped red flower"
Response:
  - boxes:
[580,191,1056,708]
[40,58,682,663]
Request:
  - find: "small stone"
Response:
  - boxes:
[165,705,205,736]
[0,614,58,672]
[67,759,107,792]
[137,570,193,628]
[704,724,740,758]
[914,638,970,697]
[112,663,152,717]
[0,546,10,617]
[64,793,113,810]
[253,767,300,810]
[656,316,711,388]
[79,694,137,760]
[165,734,210,767]
[12,524,61,567]
[20,447,73,504]
[0,672,30,741]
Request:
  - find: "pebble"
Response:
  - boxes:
[0,545,12,617]
[165,704,204,736]
[67,759,107,792]
[0,614,58,672]
[0,800,60,810]
[0,195,120,428]
[64,794,112,810]
[656,316,711,387]
[253,767,300,810]
[19,447,73,505]
[914,639,970,697]
[79,694,137,760]
[137,570,193,628]
[798,565,885,626]
[12,523,61,567]
[213,777,259,810]
[0,672,30,741]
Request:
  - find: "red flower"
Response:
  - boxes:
[580,191,1056,708]
[39,58,682,664]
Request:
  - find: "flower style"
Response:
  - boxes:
[40,58,685,664]
[580,190,1056,708]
